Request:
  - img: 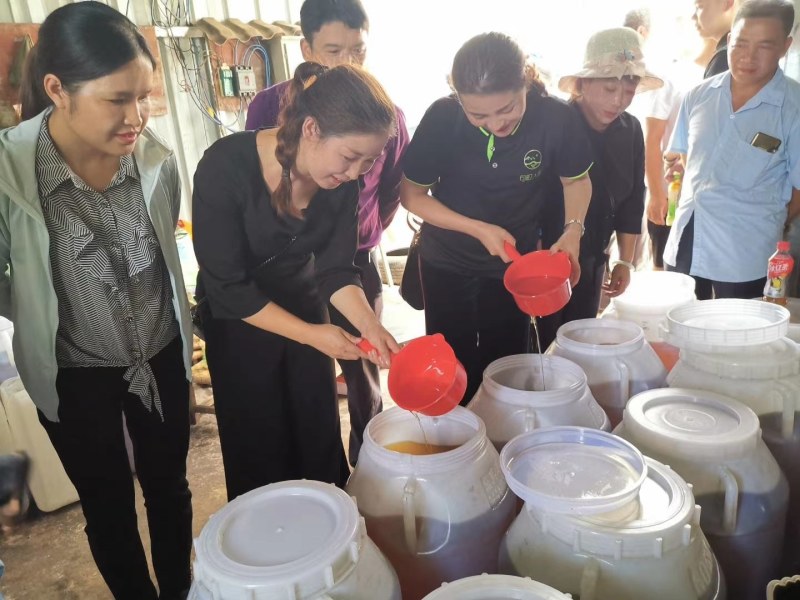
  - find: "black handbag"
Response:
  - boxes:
[399,215,425,310]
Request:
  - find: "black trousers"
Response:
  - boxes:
[204,311,349,501]
[421,259,530,404]
[666,215,766,300]
[328,251,383,465]
[39,336,192,600]
[536,254,608,352]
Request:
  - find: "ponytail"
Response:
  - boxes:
[273,62,329,218]
[19,46,49,121]
[272,61,396,218]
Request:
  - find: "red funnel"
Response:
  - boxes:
[503,242,572,317]
[358,334,466,416]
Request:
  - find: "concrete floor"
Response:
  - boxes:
[0,287,424,600]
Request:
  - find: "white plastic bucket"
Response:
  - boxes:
[547,319,667,427]
[189,480,400,600]
[0,378,78,512]
[467,355,610,450]
[423,574,572,599]
[604,271,696,342]
[346,407,516,600]
[667,338,800,574]
[500,456,725,600]
[615,388,787,600]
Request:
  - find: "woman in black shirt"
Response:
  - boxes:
[192,63,398,500]
[538,28,662,349]
[401,32,593,402]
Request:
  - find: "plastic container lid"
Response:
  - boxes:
[679,337,800,379]
[664,299,789,351]
[621,388,760,461]
[500,427,647,515]
[533,458,700,559]
[192,480,363,600]
[423,574,572,599]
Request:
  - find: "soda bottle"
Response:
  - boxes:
[763,241,794,306]
[666,172,681,226]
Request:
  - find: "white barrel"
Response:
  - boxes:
[547,319,667,427]
[615,388,787,600]
[346,407,516,600]
[603,271,696,342]
[0,378,78,512]
[423,574,572,599]
[189,480,400,600]
[667,338,800,574]
[467,355,610,450]
[500,457,725,600]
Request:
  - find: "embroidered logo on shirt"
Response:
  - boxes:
[524,149,542,171]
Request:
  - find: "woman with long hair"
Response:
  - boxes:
[192,62,398,500]
[3,3,194,598]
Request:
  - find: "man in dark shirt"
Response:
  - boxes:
[246,0,409,465]
[693,0,737,76]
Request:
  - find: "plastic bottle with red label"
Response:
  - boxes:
[763,241,794,306]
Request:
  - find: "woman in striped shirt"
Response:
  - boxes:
[4,3,194,598]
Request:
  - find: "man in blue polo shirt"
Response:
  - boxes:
[664,0,800,299]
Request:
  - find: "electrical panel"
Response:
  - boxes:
[233,67,258,97]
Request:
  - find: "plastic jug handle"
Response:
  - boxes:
[504,241,522,262]
[523,407,537,432]
[614,359,631,406]
[402,476,419,555]
[781,392,796,440]
[719,466,739,534]
[579,557,600,600]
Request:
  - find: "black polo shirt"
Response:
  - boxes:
[540,102,645,261]
[403,90,593,278]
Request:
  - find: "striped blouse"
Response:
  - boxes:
[36,114,179,416]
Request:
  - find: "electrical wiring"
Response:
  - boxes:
[150,0,243,133]
[242,43,272,88]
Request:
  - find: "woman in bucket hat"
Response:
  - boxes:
[400,32,593,403]
[537,27,663,350]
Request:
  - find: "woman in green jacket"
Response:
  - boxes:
[0,3,193,598]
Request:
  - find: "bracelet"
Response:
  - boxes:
[612,259,635,271]
[563,219,585,237]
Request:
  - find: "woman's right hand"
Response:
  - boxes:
[304,324,364,361]
[472,221,516,262]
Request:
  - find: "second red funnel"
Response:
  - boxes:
[358,334,466,416]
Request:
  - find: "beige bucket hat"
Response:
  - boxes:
[558,27,663,95]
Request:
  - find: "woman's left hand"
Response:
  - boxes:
[359,320,401,368]
[550,229,582,287]
[602,264,632,298]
